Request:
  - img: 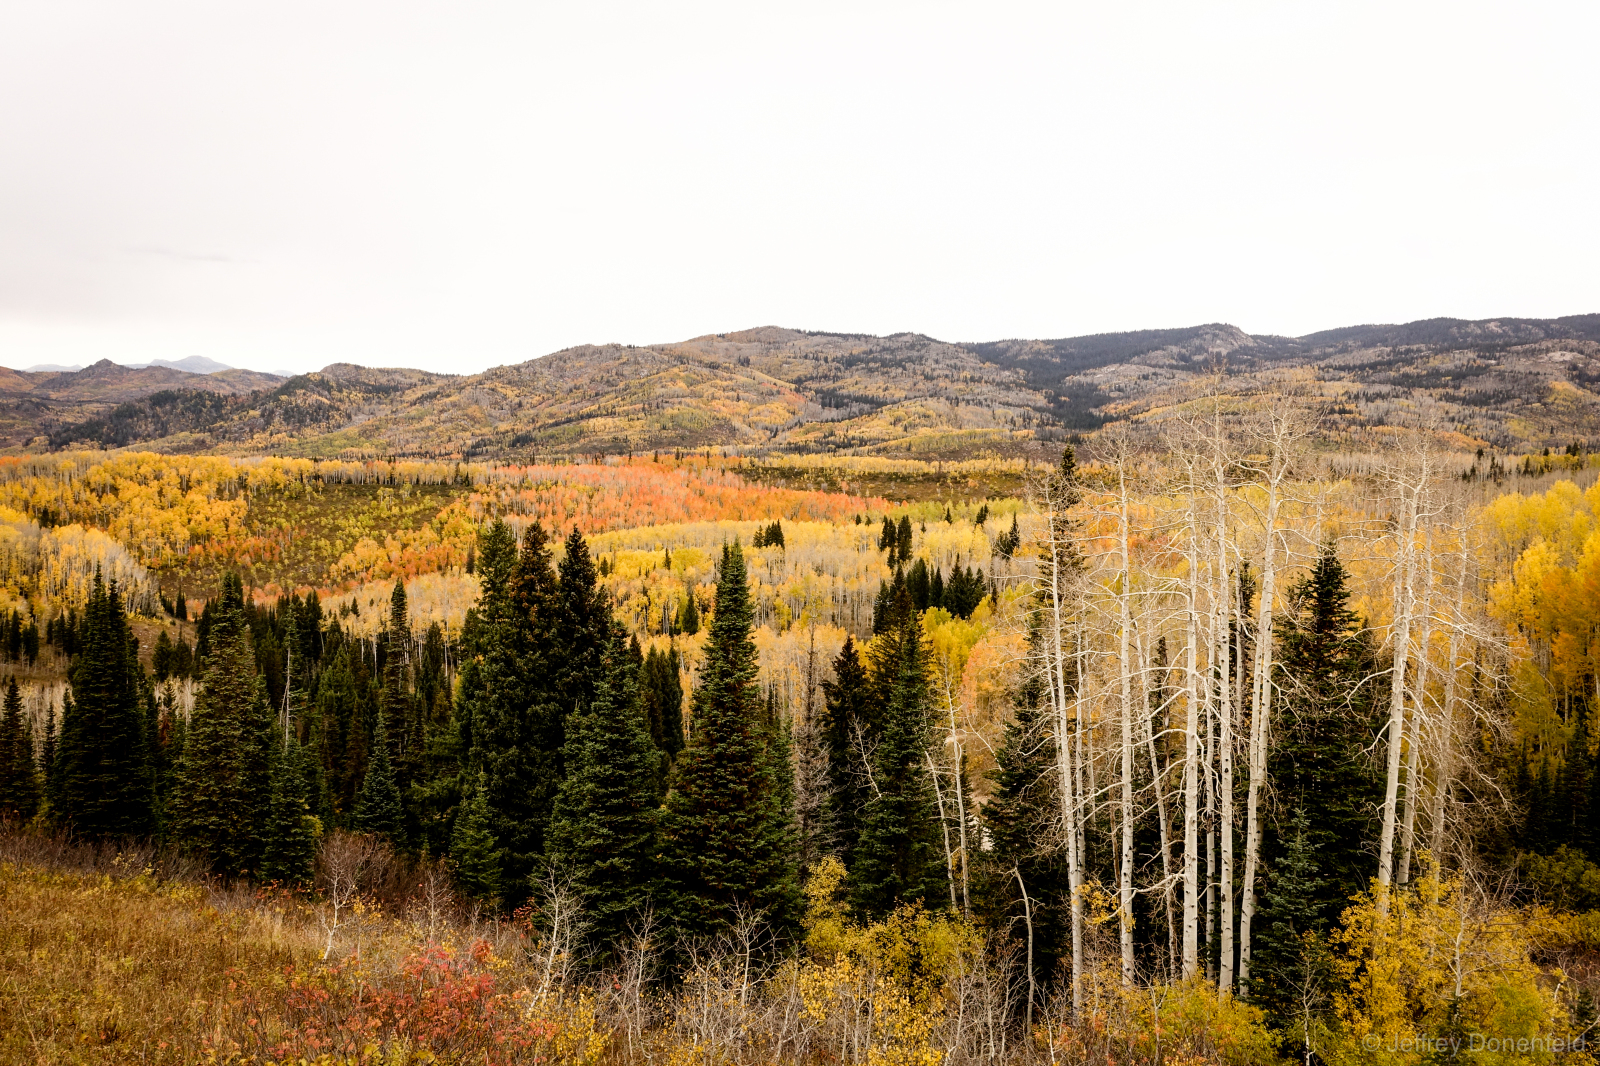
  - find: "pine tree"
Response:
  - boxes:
[1250,808,1329,1026]
[678,592,700,636]
[642,645,685,757]
[463,519,548,894]
[261,734,318,886]
[170,573,273,872]
[53,573,154,839]
[1258,543,1384,947]
[660,542,802,941]
[982,630,1069,982]
[851,586,944,918]
[907,558,930,612]
[548,626,662,955]
[879,516,896,552]
[451,772,502,905]
[821,636,873,867]
[0,676,40,821]
[383,578,415,785]
[355,708,406,847]
[897,515,913,559]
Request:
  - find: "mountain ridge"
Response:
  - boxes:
[9,314,1600,457]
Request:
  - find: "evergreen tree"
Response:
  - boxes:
[660,542,802,941]
[851,587,944,918]
[383,578,424,810]
[1250,808,1330,1026]
[642,645,685,756]
[929,566,945,611]
[355,708,406,847]
[897,515,913,559]
[677,592,700,636]
[820,636,873,867]
[462,519,548,894]
[548,626,662,955]
[907,558,930,612]
[170,573,273,872]
[1257,543,1384,955]
[451,772,502,905]
[261,734,318,885]
[0,676,40,821]
[982,630,1069,982]
[879,515,895,552]
[53,573,154,839]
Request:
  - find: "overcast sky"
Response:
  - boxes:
[2,2,1596,376]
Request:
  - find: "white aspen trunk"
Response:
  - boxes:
[1377,457,1426,897]
[1042,477,1085,1017]
[947,679,972,916]
[928,751,958,910]
[1430,539,1471,865]
[1117,461,1137,985]
[1238,417,1287,994]
[1182,476,1203,980]
[1138,625,1178,976]
[1213,450,1236,993]
[1398,527,1437,885]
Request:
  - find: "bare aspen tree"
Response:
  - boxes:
[1430,525,1473,864]
[1179,448,1205,979]
[1110,431,1138,984]
[1398,522,1438,885]
[1202,404,1237,992]
[1237,404,1299,994]
[928,750,959,910]
[1377,443,1437,897]
[1137,623,1179,975]
[1033,447,1087,1014]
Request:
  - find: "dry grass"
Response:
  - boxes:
[0,830,597,1065]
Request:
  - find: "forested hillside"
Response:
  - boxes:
[7,313,1600,459]
[8,411,1600,1064]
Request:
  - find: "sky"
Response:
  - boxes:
[1,1,1597,377]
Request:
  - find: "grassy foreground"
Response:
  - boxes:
[0,837,604,1066]
[0,832,1290,1066]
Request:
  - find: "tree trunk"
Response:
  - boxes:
[1117,461,1137,985]
[1378,449,1430,900]
[1238,413,1289,994]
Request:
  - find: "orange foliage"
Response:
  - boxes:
[469,459,886,535]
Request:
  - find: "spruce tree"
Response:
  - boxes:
[820,636,873,867]
[983,630,1069,982]
[170,573,273,872]
[548,626,662,955]
[907,558,930,612]
[642,645,685,756]
[896,515,913,559]
[462,520,547,893]
[261,734,318,886]
[1257,543,1384,953]
[53,574,154,839]
[383,578,416,785]
[450,772,502,905]
[659,542,802,941]
[0,676,40,821]
[851,586,944,918]
[1250,808,1329,1026]
[355,708,406,847]
[678,592,700,636]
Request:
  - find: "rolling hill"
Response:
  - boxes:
[6,314,1600,458]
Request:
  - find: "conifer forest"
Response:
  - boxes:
[9,422,1600,1066]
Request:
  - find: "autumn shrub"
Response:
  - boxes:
[1323,870,1591,1066]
